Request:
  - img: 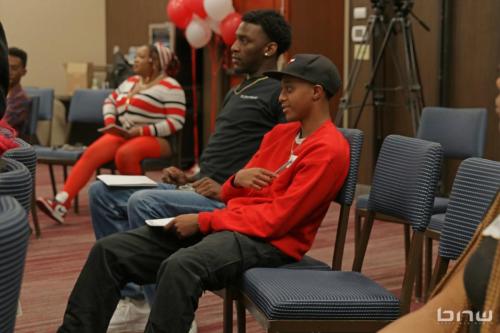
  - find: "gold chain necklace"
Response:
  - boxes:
[233,76,268,95]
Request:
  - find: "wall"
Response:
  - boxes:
[106,0,168,64]
[0,0,106,94]
[348,0,500,185]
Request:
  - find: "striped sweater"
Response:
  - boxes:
[103,75,186,137]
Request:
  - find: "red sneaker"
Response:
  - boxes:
[36,197,67,224]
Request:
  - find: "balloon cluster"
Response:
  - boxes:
[167,0,242,49]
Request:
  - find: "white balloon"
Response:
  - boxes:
[185,17,213,49]
[204,0,234,21]
[207,16,221,35]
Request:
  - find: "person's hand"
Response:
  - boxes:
[192,177,222,200]
[166,214,200,239]
[234,168,277,190]
[127,126,142,138]
[161,166,188,185]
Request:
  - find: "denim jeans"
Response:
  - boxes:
[88,181,226,302]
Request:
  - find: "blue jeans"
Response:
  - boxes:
[88,181,226,303]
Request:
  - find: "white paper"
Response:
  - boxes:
[145,217,174,227]
[97,175,157,187]
[482,215,500,240]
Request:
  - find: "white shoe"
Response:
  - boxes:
[189,320,197,333]
[36,197,67,224]
[107,298,150,333]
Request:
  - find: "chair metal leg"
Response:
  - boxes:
[352,211,375,272]
[223,289,233,333]
[74,194,79,214]
[353,208,363,259]
[400,231,424,314]
[63,165,68,181]
[427,256,449,300]
[414,239,423,300]
[424,236,433,301]
[236,297,246,333]
[48,164,57,196]
[404,224,411,263]
[332,204,351,270]
[30,190,41,237]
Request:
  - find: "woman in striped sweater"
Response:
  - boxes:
[37,43,186,224]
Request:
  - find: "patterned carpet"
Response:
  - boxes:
[15,164,428,333]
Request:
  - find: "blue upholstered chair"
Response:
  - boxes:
[16,96,39,142]
[425,158,500,298]
[220,128,364,333]
[24,87,54,122]
[35,89,111,210]
[3,138,39,236]
[0,196,30,333]
[353,107,487,289]
[0,157,32,213]
[236,135,442,333]
[355,107,487,218]
[24,88,54,143]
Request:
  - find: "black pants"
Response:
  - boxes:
[57,226,293,333]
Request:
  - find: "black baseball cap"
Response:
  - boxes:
[264,54,342,97]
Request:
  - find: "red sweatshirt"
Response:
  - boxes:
[198,121,350,260]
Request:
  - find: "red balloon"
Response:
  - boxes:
[220,12,242,46]
[185,0,207,19]
[167,0,192,30]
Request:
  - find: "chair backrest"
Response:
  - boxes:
[24,87,54,121]
[439,158,500,260]
[0,157,32,212]
[368,135,443,232]
[3,138,37,185]
[417,107,487,159]
[68,89,112,124]
[335,128,364,206]
[0,196,30,333]
[20,96,39,141]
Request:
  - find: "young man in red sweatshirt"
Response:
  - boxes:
[57,54,350,333]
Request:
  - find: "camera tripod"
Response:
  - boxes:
[336,0,428,149]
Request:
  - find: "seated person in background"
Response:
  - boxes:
[57,53,350,333]
[36,43,186,224]
[2,47,29,133]
[89,10,291,331]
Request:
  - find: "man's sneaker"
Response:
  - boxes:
[107,298,150,333]
[36,197,67,224]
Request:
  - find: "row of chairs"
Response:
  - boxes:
[0,157,32,333]
[220,113,498,332]
[353,106,488,298]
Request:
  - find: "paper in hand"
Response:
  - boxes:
[145,217,174,227]
[98,124,130,138]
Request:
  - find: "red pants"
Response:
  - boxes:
[62,134,164,206]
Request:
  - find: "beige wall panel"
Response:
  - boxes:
[0,0,106,94]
